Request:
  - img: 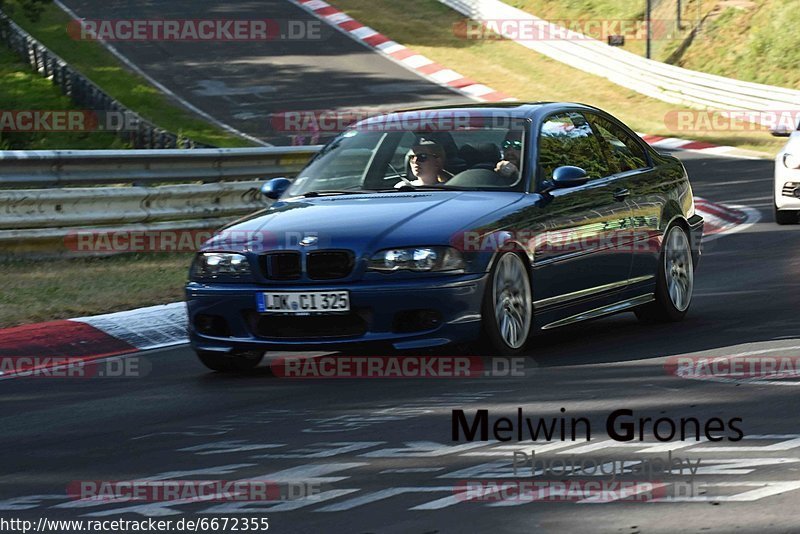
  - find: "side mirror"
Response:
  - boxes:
[771,128,793,138]
[261,177,291,200]
[552,166,589,188]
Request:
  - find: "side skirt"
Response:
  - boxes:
[539,294,655,330]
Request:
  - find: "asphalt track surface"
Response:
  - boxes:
[10,1,800,532]
[2,152,800,533]
[59,0,469,144]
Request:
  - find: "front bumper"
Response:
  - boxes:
[186,273,488,353]
[775,163,800,210]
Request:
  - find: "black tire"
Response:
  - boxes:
[635,224,694,323]
[479,252,533,356]
[774,205,798,225]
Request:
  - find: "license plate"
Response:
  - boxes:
[257,291,350,314]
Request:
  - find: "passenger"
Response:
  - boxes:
[495,130,523,180]
[398,138,452,187]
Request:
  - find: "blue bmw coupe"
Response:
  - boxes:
[186,103,703,371]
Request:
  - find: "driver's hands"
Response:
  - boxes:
[495,160,518,178]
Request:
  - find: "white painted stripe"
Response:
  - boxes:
[461,84,494,97]
[648,138,692,149]
[303,0,331,9]
[318,487,452,512]
[72,302,187,350]
[402,54,434,69]
[258,462,367,482]
[693,146,763,159]
[664,481,800,502]
[326,12,353,24]
[286,0,485,102]
[380,467,445,473]
[696,212,733,233]
[701,204,761,243]
[350,26,378,39]
[380,43,407,55]
[429,69,463,84]
[261,489,360,511]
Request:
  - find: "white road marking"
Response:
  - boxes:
[315,487,453,512]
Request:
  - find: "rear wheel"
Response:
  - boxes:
[635,224,694,323]
[480,252,533,356]
[774,204,798,225]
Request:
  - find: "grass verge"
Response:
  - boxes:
[329,0,786,155]
[0,253,192,328]
[0,46,126,149]
[3,0,251,148]
[678,1,800,89]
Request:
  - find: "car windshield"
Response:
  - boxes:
[284,117,527,197]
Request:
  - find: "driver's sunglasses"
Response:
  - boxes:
[410,153,439,163]
[502,139,523,150]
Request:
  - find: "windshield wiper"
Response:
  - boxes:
[301,190,364,198]
[383,184,452,191]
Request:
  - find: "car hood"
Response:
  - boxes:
[203,191,525,253]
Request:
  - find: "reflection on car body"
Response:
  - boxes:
[185,103,704,372]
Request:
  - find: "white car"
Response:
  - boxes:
[774,127,800,225]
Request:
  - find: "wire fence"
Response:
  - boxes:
[0,10,212,149]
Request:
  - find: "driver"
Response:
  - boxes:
[398,138,452,187]
[495,130,522,180]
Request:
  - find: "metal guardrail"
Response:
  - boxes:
[0,146,322,187]
[439,0,800,123]
[0,146,322,253]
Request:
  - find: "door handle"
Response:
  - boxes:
[613,188,630,201]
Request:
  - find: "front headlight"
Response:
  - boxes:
[191,252,252,280]
[368,246,464,272]
[784,153,800,169]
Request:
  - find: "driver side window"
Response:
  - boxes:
[538,112,610,184]
[585,113,649,174]
[383,132,416,183]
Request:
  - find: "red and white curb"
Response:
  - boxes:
[696,198,761,242]
[294,0,768,159]
[290,0,515,103]
[0,303,186,379]
[638,134,766,160]
[0,200,757,375]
